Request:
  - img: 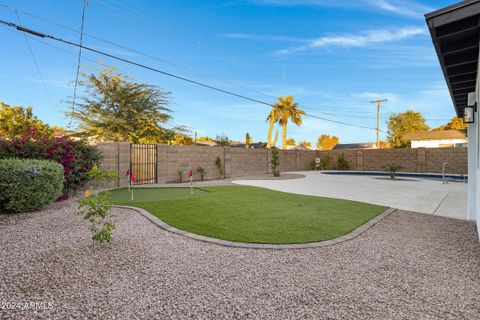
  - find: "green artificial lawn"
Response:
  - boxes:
[109,187,209,202]
[110,186,386,244]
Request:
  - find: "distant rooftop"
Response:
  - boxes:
[332,142,377,150]
[403,130,467,141]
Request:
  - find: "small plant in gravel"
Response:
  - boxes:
[78,191,116,244]
[197,166,205,181]
[177,169,183,183]
[384,163,403,179]
[215,157,224,179]
[77,165,118,244]
[271,148,280,177]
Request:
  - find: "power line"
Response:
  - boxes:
[70,0,88,129]
[0,3,276,100]
[14,9,53,105]
[305,113,386,132]
[0,18,389,133]
[2,20,275,106]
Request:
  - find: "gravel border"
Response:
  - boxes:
[2,200,479,319]
[112,205,396,249]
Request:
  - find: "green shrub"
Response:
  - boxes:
[215,157,224,179]
[0,134,101,198]
[0,158,64,212]
[197,166,205,181]
[384,163,403,179]
[320,155,332,170]
[335,153,350,170]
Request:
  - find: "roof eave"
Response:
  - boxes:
[425,0,480,117]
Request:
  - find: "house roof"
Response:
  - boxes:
[332,142,377,150]
[426,0,480,117]
[289,145,312,150]
[230,142,267,148]
[403,130,467,141]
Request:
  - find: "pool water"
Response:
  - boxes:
[323,171,467,182]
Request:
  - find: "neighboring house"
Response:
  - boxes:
[196,141,216,147]
[332,142,377,151]
[287,145,312,150]
[230,142,267,148]
[403,130,467,148]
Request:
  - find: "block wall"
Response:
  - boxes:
[98,143,468,185]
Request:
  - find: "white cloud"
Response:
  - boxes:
[222,33,307,43]
[368,0,431,18]
[274,27,427,55]
[248,0,433,18]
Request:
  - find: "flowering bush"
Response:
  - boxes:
[0,128,102,198]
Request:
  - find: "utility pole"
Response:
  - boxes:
[370,99,387,148]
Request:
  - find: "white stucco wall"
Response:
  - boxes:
[476,63,480,237]
[468,122,477,221]
[411,139,467,148]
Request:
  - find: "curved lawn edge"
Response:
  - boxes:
[112,205,396,250]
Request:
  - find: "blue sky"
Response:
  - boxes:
[0,0,461,144]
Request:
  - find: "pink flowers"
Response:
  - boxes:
[0,127,102,200]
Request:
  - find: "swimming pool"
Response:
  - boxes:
[323,171,468,182]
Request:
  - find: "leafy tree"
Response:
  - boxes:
[317,134,339,150]
[286,138,296,146]
[50,126,67,137]
[271,129,279,147]
[169,134,194,146]
[433,117,468,131]
[67,67,178,143]
[0,102,51,139]
[266,104,282,148]
[299,140,312,148]
[197,136,214,143]
[214,134,230,146]
[387,109,429,148]
[276,96,305,149]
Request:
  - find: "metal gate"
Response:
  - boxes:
[130,144,157,185]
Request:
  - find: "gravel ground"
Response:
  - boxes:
[0,199,479,319]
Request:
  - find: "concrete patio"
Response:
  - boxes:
[234,171,468,220]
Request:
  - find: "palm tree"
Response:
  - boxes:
[277,96,304,149]
[266,103,282,148]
